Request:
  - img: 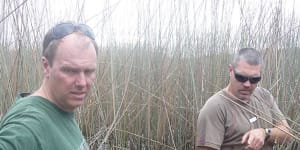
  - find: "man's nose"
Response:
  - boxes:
[75,72,87,87]
[242,80,251,87]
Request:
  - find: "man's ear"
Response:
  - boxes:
[42,57,50,78]
[228,64,233,76]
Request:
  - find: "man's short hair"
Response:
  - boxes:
[232,47,263,68]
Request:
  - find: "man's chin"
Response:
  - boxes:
[238,95,251,102]
[69,98,85,107]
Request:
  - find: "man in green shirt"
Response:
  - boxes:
[0,22,98,150]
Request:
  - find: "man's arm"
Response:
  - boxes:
[0,123,39,150]
[241,120,292,149]
[267,120,292,144]
[0,111,43,150]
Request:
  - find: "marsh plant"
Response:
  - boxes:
[1,0,300,149]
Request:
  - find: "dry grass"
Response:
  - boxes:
[1,0,300,149]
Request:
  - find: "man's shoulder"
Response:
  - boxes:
[12,96,46,113]
[254,86,270,93]
[201,89,228,110]
[253,87,275,106]
[0,95,48,150]
[253,87,272,98]
[206,90,227,103]
[1,96,50,126]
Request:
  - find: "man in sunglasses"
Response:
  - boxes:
[196,48,292,150]
[0,22,98,149]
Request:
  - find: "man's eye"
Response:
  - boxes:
[63,68,77,74]
[85,70,95,75]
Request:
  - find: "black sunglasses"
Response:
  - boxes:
[43,23,95,51]
[233,70,261,84]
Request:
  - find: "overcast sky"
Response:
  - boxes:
[45,0,300,43]
[2,0,300,45]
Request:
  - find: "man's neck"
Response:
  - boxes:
[225,85,250,104]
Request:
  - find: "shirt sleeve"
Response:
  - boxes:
[0,113,41,150]
[196,99,225,149]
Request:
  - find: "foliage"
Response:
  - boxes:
[1,0,300,149]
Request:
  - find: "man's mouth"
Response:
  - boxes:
[239,90,251,95]
[71,92,86,99]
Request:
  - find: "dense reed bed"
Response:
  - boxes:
[1,0,300,149]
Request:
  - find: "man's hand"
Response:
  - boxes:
[241,128,266,150]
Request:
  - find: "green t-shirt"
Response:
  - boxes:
[0,94,89,150]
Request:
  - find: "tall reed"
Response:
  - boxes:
[1,0,300,149]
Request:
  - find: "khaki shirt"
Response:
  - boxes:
[196,87,285,150]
